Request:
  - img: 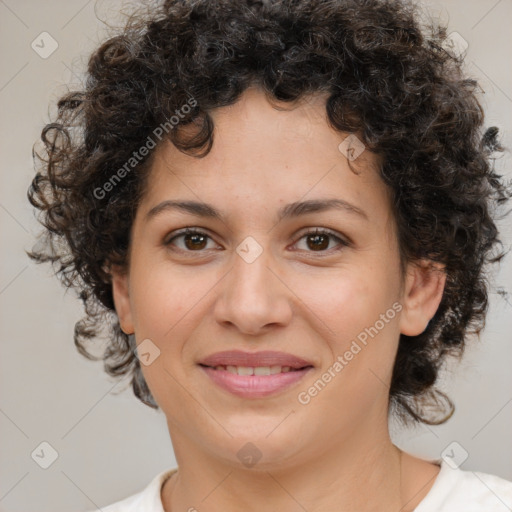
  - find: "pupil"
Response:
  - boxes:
[185,233,207,250]
[308,234,328,251]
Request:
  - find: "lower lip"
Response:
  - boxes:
[200,366,313,398]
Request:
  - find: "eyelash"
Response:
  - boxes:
[164,227,350,256]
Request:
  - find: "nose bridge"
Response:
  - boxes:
[214,235,292,333]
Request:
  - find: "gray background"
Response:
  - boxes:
[0,1,511,511]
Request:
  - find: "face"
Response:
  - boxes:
[112,86,445,470]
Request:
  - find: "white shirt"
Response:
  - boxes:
[94,460,512,511]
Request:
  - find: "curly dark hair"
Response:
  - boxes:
[27,0,510,425]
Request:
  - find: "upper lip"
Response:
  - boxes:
[199,350,314,369]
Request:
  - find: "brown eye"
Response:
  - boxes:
[183,232,208,250]
[306,232,330,251]
[165,229,217,252]
[294,229,349,253]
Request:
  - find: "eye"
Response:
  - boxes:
[164,228,220,252]
[293,228,349,254]
[163,227,350,255]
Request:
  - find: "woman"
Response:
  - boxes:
[28,0,512,510]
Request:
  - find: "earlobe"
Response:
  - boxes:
[110,265,135,335]
[399,260,447,336]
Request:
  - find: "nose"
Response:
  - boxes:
[213,241,293,336]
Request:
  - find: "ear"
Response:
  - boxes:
[399,260,446,336]
[110,264,135,335]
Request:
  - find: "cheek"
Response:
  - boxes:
[129,261,210,406]
[129,256,209,336]
[300,263,401,393]
[302,267,397,342]
[295,273,400,427]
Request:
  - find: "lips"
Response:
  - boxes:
[198,350,314,398]
[199,350,314,370]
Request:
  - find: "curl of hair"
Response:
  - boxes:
[27,0,510,424]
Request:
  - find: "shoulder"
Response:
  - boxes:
[415,460,512,512]
[84,468,177,512]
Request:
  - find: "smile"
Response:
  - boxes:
[199,364,313,398]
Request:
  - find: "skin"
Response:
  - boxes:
[111,86,446,511]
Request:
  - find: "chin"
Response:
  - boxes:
[209,424,310,468]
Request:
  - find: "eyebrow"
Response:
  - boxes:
[145,198,368,223]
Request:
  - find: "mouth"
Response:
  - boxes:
[199,363,311,375]
[197,350,314,398]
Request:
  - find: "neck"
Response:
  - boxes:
[162,421,410,512]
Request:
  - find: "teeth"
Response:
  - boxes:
[214,365,296,375]
[254,366,270,375]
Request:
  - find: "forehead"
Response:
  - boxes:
[138,87,392,226]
